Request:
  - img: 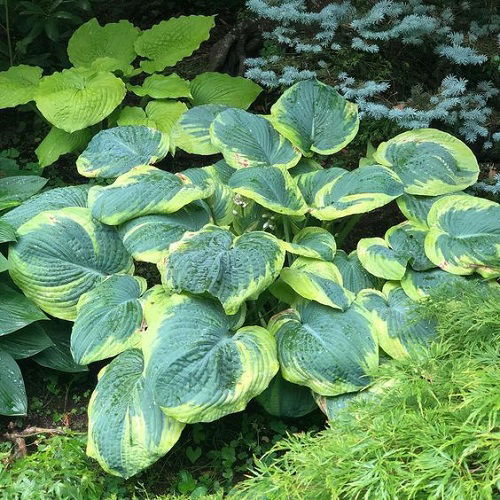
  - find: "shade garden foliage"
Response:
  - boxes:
[1,70,499,481]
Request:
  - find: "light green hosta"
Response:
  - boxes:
[4,78,498,478]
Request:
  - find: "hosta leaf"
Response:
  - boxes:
[0,176,47,211]
[424,195,500,278]
[374,129,479,196]
[271,298,378,396]
[0,323,53,359]
[289,158,323,177]
[401,268,468,301]
[270,80,359,155]
[231,199,268,235]
[134,16,215,73]
[332,250,384,293]
[210,109,301,169]
[190,72,261,109]
[280,257,355,310]
[0,65,42,108]
[67,19,140,73]
[357,288,437,359]
[310,165,404,220]
[162,225,285,314]
[0,282,47,336]
[0,253,8,273]
[229,166,307,216]
[9,207,133,320]
[36,127,92,168]
[35,68,126,133]
[296,168,345,205]
[88,348,184,478]
[357,237,408,280]
[385,221,433,271]
[256,372,317,418]
[172,104,226,155]
[128,73,191,99]
[71,275,147,364]
[77,126,169,178]
[281,227,336,261]
[143,289,278,423]
[88,165,213,225]
[0,351,27,416]
[0,220,16,243]
[1,185,89,230]
[119,206,209,264]
[33,321,87,373]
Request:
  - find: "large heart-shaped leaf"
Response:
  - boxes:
[1,185,89,229]
[307,165,404,220]
[424,195,500,278]
[280,257,355,310]
[210,109,301,169]
[270,298,378,396]
[162,225,285,314]
[87,348,185,478]
[357,237,408,280]
[88,165,213,225]
[270,80,359,155]
[128,74,191,99]
[401,268,468,301]
[281,227,336,261]
[0,221,16,244]
[143,289,278,423]
[77,126,169,178]
[332,250,384,293]
[119,206,210,264]
[35,68,126,133]
[36,127,92,168]
[0,176,47,211]
[71,275,147,364]
[0,351,27,416]
[134,16,215,73]
[0,324,53,359]
[0,65,42,108]
[229,166,307,215]
[374,129,479,196]
[67,18,140,73]
[190,72,262,109]
[9,207,133,320]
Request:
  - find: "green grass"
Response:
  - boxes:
[232,281,500,499]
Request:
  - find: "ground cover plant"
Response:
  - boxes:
[3,76,499,482]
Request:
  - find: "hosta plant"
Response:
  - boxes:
[4,80,500,478]
[0,16,262,168]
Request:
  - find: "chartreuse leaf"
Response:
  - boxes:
[210,109,301,169]
[229,166,307,216]
[162,225,285,315]
[71,275,147,365]
[35,68,126,133]
[357,237,408,280]
[270,80,359,156]
[1,185,89,229]
[309,165,404,220]
[0,351,27,416]
[77,126,169,178]
[0,176,47,211]
[9,207,134,320]
[332,250,383,293]
[0,323,53,359]
[424,195,500,278]
[357,287,437,359]
[134,16,215,73]
[401,268,468,301]
[373,129,479,196]
[172,104,226,155]
[0,282,47,336]
[270,298,378,396]
[256,372,317,418]
[281,227,336,261]
[280,257,355,310]
[87,348,185,478]
[67,19,140,73]
[0,65,42,108]
[88,165,213,225]
[128,74,191,99]
[142,288,278,423]
[190,72,262,109]
[0,220,16,243]
[36,127,92,168]
[119,206,209,264]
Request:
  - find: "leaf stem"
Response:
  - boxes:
[336,214,362,248]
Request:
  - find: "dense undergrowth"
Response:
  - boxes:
[233,280,500,499]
